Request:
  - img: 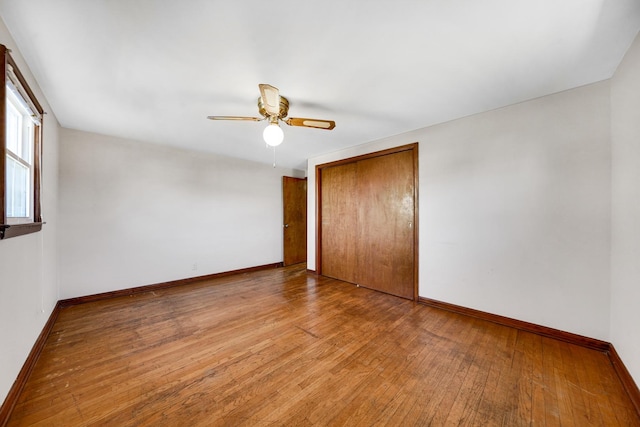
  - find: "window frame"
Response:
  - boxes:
[0,44,44,240]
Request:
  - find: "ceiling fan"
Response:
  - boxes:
[207,84,336,147]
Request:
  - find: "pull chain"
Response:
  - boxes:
[272,146,276,168]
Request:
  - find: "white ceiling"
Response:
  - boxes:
[1,1,639,170]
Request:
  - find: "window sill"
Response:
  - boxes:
[0,222,43,240]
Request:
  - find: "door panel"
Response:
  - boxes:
[283,176,307,266]
[356,151,415,299]
[321,163,358,283]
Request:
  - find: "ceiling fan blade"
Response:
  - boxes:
[207,115,262,121]
[285,117,336,130]
[259,84,280,116]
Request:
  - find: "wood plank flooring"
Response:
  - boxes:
[7,264,639,426]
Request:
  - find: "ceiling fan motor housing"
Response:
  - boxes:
[258,95,289,119]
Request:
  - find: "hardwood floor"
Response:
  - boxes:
[7,264,639,426]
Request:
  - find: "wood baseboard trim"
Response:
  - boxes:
[59,263,283,307]
[0,302,62,427]
[608,344,640,416]
[418,297,609,351]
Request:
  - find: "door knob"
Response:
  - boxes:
[284,224,289,228]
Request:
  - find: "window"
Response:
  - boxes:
[1,44,44,240]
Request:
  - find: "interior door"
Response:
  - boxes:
[282,176,307,266]
[356,151,415,299]
[321,163,358,283]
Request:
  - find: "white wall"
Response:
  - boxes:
[309,81,612,341]
[58,129,304,299]
[0,20,60,403]
[611,32,640,383]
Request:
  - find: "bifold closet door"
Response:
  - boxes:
[320,149,415,299]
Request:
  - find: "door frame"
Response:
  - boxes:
[315,143,419,301]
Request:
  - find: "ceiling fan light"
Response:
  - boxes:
[263,122,284,146]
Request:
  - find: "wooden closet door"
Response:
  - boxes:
[356,150,415,299]
[321,162,358,284]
